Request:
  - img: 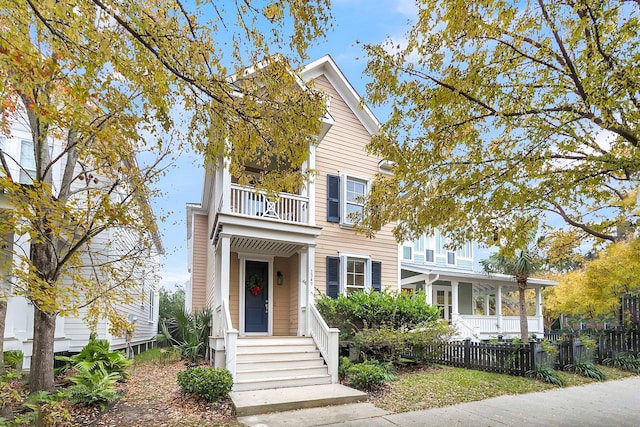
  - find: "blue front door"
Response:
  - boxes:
[245,260,269,333]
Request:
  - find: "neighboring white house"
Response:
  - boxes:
[1,117,161,369]
[400,232,557,340]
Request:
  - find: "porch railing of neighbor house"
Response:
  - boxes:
[218,301,238,380]
[308,304,339,383]
[229,184,309,224]
[462,315,541,336]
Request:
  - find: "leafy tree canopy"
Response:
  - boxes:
[545,237,640,321]
[360,0,639,252]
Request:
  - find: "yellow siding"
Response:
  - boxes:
[191,214,208,311]
[230,254,239,328]
[313,75,398,294]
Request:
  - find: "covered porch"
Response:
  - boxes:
[401,264,557,340]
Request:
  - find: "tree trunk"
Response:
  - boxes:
[29,307,57,392]
[518,281,529,340]
[0,299,6,375]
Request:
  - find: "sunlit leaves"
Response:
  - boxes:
[361,0,639,250]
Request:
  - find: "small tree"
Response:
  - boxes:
[481,247,539,340]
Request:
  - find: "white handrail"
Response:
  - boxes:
[308,304,339,383]
[229,184,309,224]
[221,301,238,380]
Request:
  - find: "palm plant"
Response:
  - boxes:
[481,246,538,340]
[156,307,212,363]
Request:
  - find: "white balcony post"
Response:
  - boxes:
[221,165,232,214]
[496,285,503,332]
[307,145,316,226]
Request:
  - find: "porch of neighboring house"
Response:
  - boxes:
[401,265,557,340]
[206,192,343,392]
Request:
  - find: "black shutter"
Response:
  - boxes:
[326,256,340,298]
[327,174,340,222]
[371,261,382,292]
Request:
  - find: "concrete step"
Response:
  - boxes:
[237,337,315,346]
[231,384,368,417]
[236,350,322,363]
[237,344,319,354]
[235,365,329,381]
[233,373,332,392]
[236,356,326,370]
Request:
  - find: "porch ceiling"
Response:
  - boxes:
[231,236,302,257]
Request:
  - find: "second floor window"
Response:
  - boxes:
[19,140,36,185]
[326,174,370,225]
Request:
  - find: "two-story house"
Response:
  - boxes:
[186,55,400,391]
[400,233,557,340]
[1,118,161,369]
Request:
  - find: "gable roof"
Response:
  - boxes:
[300,55,380,136]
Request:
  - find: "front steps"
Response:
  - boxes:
[233,336,332,392]
[231,384,368,417]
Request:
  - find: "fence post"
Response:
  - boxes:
[529,339,537,373]
[464,338,471,368]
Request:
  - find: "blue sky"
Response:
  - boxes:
[154,0,483,290]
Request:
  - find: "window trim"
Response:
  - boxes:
[339,173,369,227]
[446,251,456,265]
[425,249,435,263]
[339,252,371,294]
[402,243,413,261]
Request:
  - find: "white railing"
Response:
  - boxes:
[308,304,339,383]
[229,184,309,224]
[452,315,481,341]
[220,301,238,380]
[460,315,542,336]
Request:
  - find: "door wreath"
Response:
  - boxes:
[246,274,264,296]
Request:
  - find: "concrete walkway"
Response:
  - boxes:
[238,376,640,426]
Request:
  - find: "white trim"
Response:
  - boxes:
[339,172,369,227]
[338,252,371,294]
[238,255,274,336]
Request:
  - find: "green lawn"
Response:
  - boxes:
[373,365,637,413]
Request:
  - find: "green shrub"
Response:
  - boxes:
[353,322,455,364]
[526,366,564,386]
[177,367,233,402]
[55,337,131,379]
[68,365,121,410]
[564,362,605,380]
[338,357,352,380]
[3,351,24,370]
[347,361,395,390]
[316,290,440,340]
[156,308,212,363]
[21,390,72,427]
[602,352,640,373]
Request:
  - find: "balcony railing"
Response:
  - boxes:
[229,184,309,224]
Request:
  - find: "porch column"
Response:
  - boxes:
[305,246,315,336]
[484,293,491,316]
[536,287,544,335]
[496,285,503,332]
[298,248,309,336]
[425,280,433,306]
[451,281,459,321]
[219,235,231,307]
[220,164,232,214]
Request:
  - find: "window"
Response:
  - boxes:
[326,174,370,225]
[19,140,35,184]
[402,245,412,260]
[425,249,434,263]
[148,289,154,321]
[447,251,455,265]
[325,255,381,297]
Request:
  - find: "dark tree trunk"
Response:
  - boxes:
[518,280,529,340]
[29,307,57,392]
[0,299,6,375]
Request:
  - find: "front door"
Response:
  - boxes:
[434,286,452,321]
[244,260,269,333]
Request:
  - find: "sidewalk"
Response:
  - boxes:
[238,376,640,426]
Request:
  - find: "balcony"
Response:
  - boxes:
[229,184,309,225]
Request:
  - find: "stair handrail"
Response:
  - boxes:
[221,300,238,380]
[308,304,339,383]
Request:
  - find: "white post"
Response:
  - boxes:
[221,162,232,214]
[327,328,339,383]
[484,294,491,316]
[536,287,544,336]
[306,246,315,336]
[220,235,231,304]
[298,249,308,336]
[425,281,433,305]
[451,281,459,321]
[307,145,316,226]
[496,285,503,333]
